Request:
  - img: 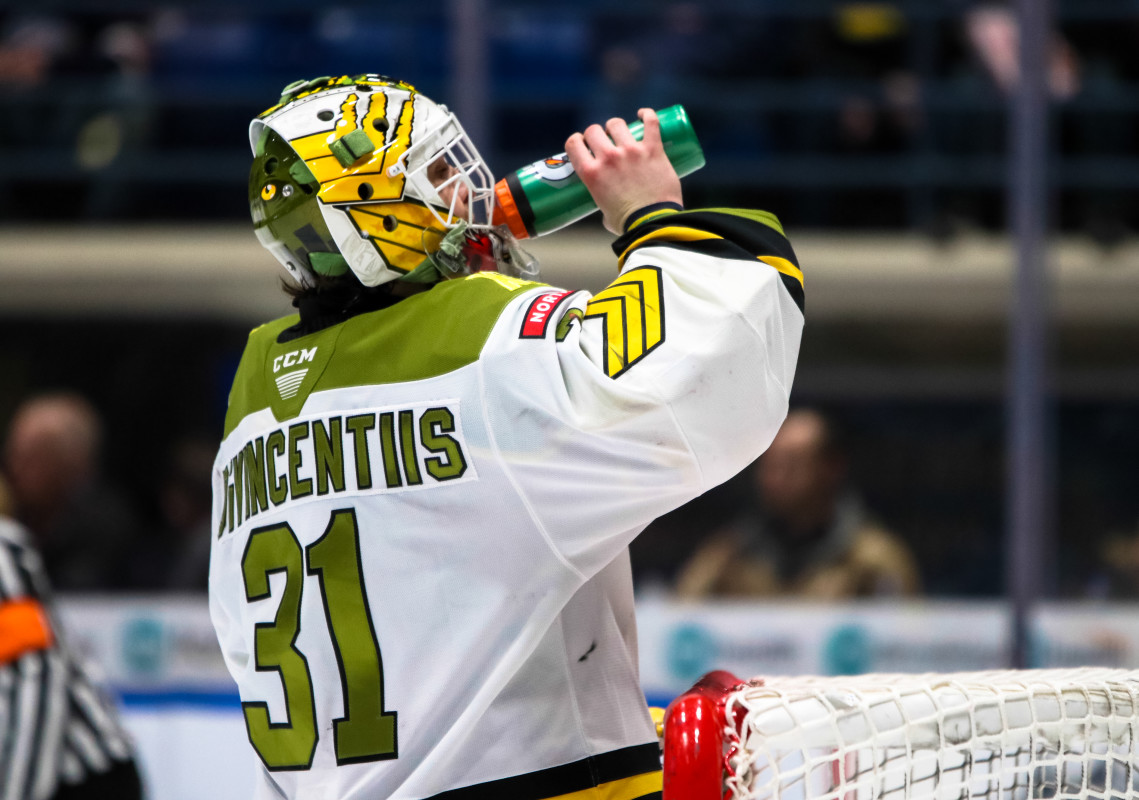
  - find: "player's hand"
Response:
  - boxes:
[565,109,683,235]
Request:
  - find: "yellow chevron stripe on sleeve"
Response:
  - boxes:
[758,254,804,288]
[585,267,665,378]
[617,226,723,268]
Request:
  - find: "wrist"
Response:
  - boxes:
[623,202,684,234]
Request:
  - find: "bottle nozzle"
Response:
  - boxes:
[492,179,533,240]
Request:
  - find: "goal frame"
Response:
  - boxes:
[662,669,747,800]
[661,668,1139,800]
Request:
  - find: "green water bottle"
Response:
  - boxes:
[492,105,704,239]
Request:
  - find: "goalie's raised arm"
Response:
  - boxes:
[566,108,684,235]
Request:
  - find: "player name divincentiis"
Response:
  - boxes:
[217,404,468,536]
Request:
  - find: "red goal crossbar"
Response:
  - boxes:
[661,667,1139,800]
[662,670,747,800]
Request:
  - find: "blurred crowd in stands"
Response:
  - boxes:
[2,1,1139,599]
[0,396,924,596]
[3,388,1138,601]
[2,2,1139,235]
[0,393,212,592]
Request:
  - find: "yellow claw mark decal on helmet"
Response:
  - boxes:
[286,91,388,184]
[288,94,416,207]
[288,93,386,184]
[374,95,411,176]
[257,75,419,119]
[338,93,359,132]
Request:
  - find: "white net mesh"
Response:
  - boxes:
[724,668,1139,800]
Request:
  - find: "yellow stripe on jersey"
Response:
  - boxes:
[546,770,663,800]
[758,254,805,290]
[616,226,723,269]
[421,743,662,800]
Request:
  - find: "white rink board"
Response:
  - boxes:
[54,595,1139,800]
[56,595,254,800]
[123,707,257,800]
[634,598,1011,699]
[635,598,1139,702]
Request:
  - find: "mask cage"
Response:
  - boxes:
[392,111,496,229]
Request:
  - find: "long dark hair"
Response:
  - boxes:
[277,271,411,340]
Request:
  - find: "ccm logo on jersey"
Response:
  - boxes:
[519,290,574,339]
[273,347,317,373]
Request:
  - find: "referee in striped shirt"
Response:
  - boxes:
[0,516,142,800]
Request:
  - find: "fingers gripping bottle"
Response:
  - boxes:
[492,105,704,240]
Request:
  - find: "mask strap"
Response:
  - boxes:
[422,220,471,276]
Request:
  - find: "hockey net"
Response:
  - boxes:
[662,668,1139,800]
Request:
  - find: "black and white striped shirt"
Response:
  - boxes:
[0,517,135,800]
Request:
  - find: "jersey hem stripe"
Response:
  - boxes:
[424,742,661,800]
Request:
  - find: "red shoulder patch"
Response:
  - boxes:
[519,290,574,339]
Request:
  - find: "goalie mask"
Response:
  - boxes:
[248,74,536,287]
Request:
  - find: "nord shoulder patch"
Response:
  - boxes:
[519,289,574,339]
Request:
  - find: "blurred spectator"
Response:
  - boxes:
[0,14,78,86]
[828,2,909,79]
[675,408,922,599]
[78,18,157,217]
[0,515,143,799]
[962,5,1139,244]
[818,1,920,153]
[964,4,1081,100]
[585,2,718,125]
[2,392,142,591]
[126,435,214,591]
[0,12,157,218]
[0,15,84,167]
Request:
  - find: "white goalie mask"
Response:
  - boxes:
[248,74,534,287]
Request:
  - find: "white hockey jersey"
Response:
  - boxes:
[209,206,805,800]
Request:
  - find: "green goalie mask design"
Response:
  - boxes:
[249,128,348,280]
[248,74,536,287]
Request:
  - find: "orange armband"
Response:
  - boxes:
[0,597,54,664]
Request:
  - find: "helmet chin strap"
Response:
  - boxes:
[417,220,471,280]
[414,223,540,283]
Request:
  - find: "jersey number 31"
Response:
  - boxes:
[241,508,397,770]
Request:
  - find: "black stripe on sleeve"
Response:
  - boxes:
[0,665,19,798]
[12,546,44,601]
[623,202,684,233]
[60,743,86,784]
[67,679,127,766]
[612,208,799,268]
[65,695,113,775]
[5,653,48,800]
[427,742,661,800]
[0,542,26,600]
[778,272,805,315]
[21,651,56,800]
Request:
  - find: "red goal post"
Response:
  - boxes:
[662,668,1139,800]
